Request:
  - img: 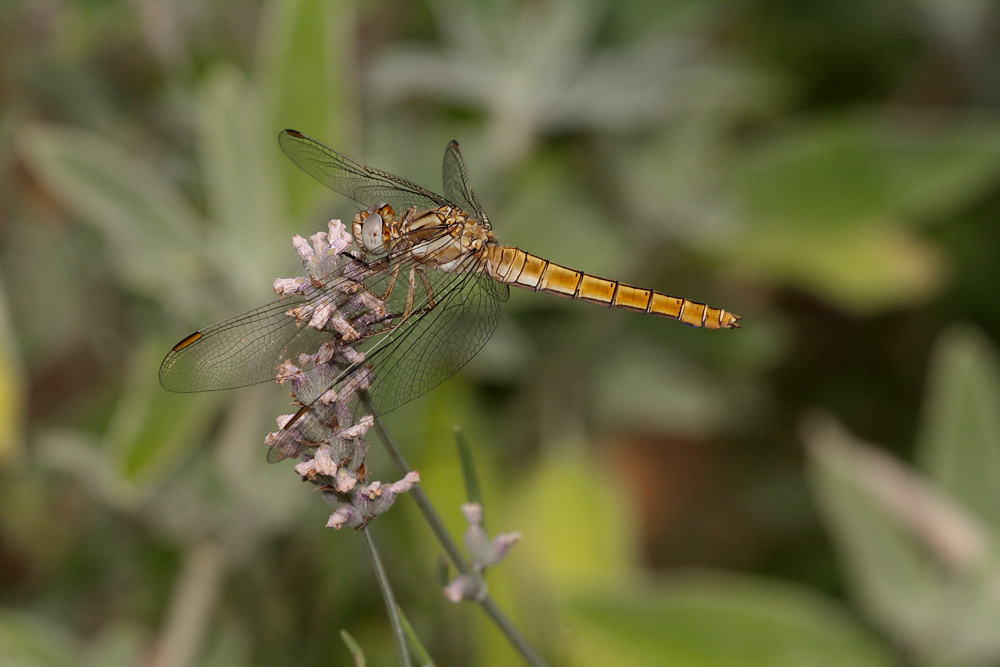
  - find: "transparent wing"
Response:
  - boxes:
[160,295,334,392]
[162,223,509,418]
[264,248,510,461]
[169,132,511,462]
[159,251,398,392]
[165,131,461,393]
[358,253,508,416]
[279,129,453,212]
[442,140,491,227]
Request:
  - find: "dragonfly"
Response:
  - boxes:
[160,130,740,461]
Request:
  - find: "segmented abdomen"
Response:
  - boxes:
[483,246,740,329]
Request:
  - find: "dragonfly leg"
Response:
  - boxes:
[402,266,418,319]
[349,263,435,335]
[401,265,437,320]
[356,305,432,338]
[381,261,403,301]
[417,268,437,308]
[351,272,435,338]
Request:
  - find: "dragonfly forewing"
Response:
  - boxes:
[159,296,335,392]
[442,140,491,228]
[279,129,451,212]
[259,239,507,462]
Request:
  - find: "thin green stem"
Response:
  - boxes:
[362,526,412,667]
[477,595,546,667]
[361,393,547,667]
[365,406,469,575]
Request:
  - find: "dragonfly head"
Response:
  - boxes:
[354,203,392,255]
[362,211,385,253]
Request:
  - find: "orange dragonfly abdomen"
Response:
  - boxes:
[484,246,740,329]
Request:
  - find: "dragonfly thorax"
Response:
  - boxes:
[352,203,496,272]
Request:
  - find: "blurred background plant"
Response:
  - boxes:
[2,0,1000,664]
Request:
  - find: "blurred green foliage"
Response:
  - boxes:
[2,0,1000,664]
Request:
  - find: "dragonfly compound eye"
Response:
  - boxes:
[362,211,385,253]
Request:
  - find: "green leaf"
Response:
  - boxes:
[0,111,14,175]
[732,113,1000,230]
[35,384,219,514]
[256,0,355,220]
[195,66,286,296]
[884,115,1000,222]
[737,222,943,314]
[105,341,222,490]
[502,151,629,295]
[806,417,1000,665]
[0,610,79,667]
[18,123,207,315]
[917,324,1000,530]
[386,376,500,537]
[729,112,1000,313]
[506,446,639,591]
[560,574,891,666]
[454,427,485,513]
[0,275,24,464]
[595,334,741,437]
[395,604,436,667]
[340,630,367,667]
